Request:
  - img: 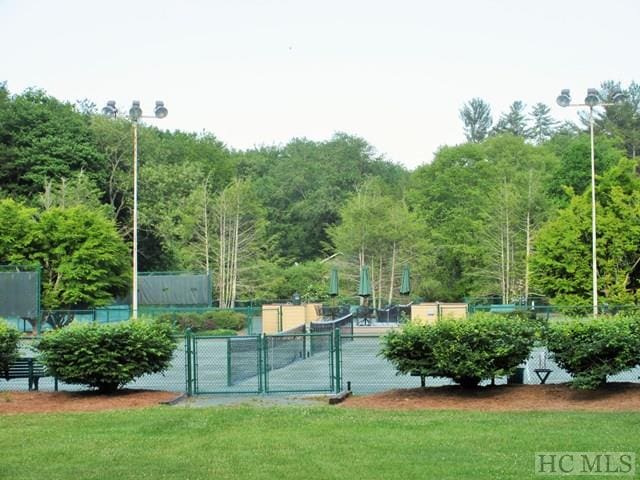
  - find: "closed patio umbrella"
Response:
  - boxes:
[399,265,411,295]
[357,265,372,325]
[328,268,339,297]
[357,265,372,297]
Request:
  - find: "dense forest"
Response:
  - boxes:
[0,80,639,309]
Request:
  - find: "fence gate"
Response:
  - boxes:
[185,329,343,395]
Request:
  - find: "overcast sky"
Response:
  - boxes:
[1,0,638,169]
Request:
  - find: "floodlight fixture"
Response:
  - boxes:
[128,100,143,121]
[556,89,571,107]
[102,100,118,117]
[584,88,600,107]
[611,90,626,104]
[154,100,168,119]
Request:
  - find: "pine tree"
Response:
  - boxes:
[493,101,529,138]
[459,98,493,143]
[528,102,557,144]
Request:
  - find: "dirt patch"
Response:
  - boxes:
[341,383,640,412]
[0,389,181,415]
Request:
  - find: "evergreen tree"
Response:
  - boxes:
[528,102,557,144]
[493,101,530,138]
[459,98,493,143]
[531,158,640,304]
[590,81,640,159]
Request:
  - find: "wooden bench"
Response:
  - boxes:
[2,358,57,391]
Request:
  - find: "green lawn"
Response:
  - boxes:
[1,406,639,479]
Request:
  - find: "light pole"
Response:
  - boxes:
[556,88,624,317]
[102,100,168,319]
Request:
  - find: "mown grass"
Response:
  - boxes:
[1,406,639,479]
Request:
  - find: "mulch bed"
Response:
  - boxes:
[4,384,640,414]
[0,389,181,415]
[341,383,640,412]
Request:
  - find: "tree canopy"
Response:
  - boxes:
[0,199,129,309]
[0,79,638,307]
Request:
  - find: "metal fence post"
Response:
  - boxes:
[226,337,232,387]
[247,306,254,335]
[185,328,193,396]
[261,333,268,393]
[329,332,334,392]
[334,327,342,393]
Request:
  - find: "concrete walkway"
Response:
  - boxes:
[173,393,330,408]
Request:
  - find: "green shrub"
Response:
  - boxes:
[545,315,640,389]
[158,310,246,332]
[37,319,177,393]
[0,321,21,372]
[197,329,238,336]
[381,313,537,388]
[202,311,245,331]
[156,313,176,325]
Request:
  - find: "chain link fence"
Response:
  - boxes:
[1,336,188,393]
[3,331,640,395]
[469,303,640,320]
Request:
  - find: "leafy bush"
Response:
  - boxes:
[156,312,206,330]
[0,321,21,372]
[37,319,176,393]
[381,313,537,388]
[545,315,640,389]
[197,329,237,336]
[201,311,245,331]
[158,310,245,332]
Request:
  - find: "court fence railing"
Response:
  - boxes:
[2,305,261,335]
[468,303,640,320]
[4,325,640,396]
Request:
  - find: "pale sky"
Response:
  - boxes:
[1,0,638,169]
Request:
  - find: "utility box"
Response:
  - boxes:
[305,303,322,323]
[411,303,439,324]
[261,305,282,334]
[440,303,468,319]
[261,304,313,334]
[281,305,306,331]
[411,302,468,324]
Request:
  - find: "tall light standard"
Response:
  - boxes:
[556,88,624,316]
[102,100,168,319]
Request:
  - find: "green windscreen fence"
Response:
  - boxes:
[227,325,307,386]
[227,336,261,386]
[0,270,40,318]
[138,272,212,306]
[265,324,306,373]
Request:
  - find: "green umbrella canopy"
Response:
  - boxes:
[357,265,372,297]
[399,265,411,295]
[328,268,339,297]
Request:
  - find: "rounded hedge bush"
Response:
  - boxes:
[545,314,640,389]
[158,310,246,332]
[0,320,21,373]
[37,319,177,393]
[381,313,538,388]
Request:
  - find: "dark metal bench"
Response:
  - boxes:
[376,305,399,323]
[2,358,57,391]
[356,306,372,326]
[534,368,552,384]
